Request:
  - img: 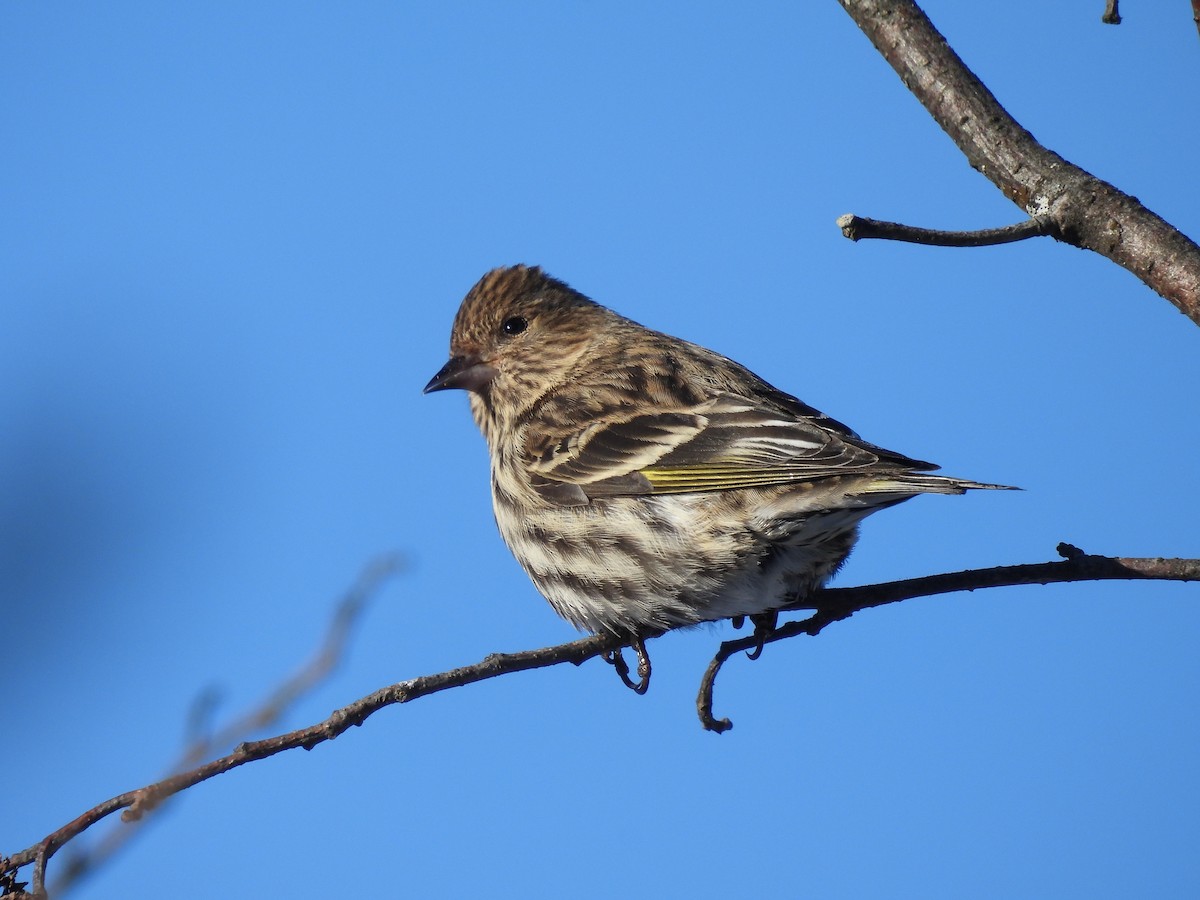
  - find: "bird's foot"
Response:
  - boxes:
[745,611,778,661]
[602,635,652,695]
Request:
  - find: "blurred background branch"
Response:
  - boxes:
[42,554,402,898]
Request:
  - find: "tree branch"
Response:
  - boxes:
[4,549,1197,893]
[697,544,1200,732]
[2,631,625,898]
[1101,0,1121,25]
[837,0,1200,325]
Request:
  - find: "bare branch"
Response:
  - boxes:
[48,554,403,897]
[837,214,1050,247]
[1,630,625,892]
[698,545,1200,733]
[838,0,1200,325]
[1102,0,1121,25]
[4,549,1197,889]
[1193,1,1200,42]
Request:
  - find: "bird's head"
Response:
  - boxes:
[425,265,613,433]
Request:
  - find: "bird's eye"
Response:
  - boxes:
[501,316,528,336]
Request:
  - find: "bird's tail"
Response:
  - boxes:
[863,474,1020,496]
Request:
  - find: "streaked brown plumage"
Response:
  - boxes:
[426,265,1013,637]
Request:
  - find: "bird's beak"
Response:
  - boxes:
[423,355,499,394]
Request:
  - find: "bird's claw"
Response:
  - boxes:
[745,611,778,661]
[603,636,652,694]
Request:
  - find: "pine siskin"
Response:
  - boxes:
[425,265,1013,638]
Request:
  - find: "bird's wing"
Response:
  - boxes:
[527,394,911,501]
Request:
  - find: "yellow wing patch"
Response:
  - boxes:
[640,465,816,494]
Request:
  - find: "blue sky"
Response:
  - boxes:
[3,2,1198,897]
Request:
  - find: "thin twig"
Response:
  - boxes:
[697,547,1200,732]
[1,631,626,887]
[48,553,403,896]
[1193,0,1200,43]
[3,550,1197,887]
[837,214,1051,247]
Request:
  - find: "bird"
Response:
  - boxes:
[425,265,1013,639]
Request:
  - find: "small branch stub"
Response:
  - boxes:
[837,214,1052,247]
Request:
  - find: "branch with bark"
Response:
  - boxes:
[3,547,1197,897]
[837,0,1200,325]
